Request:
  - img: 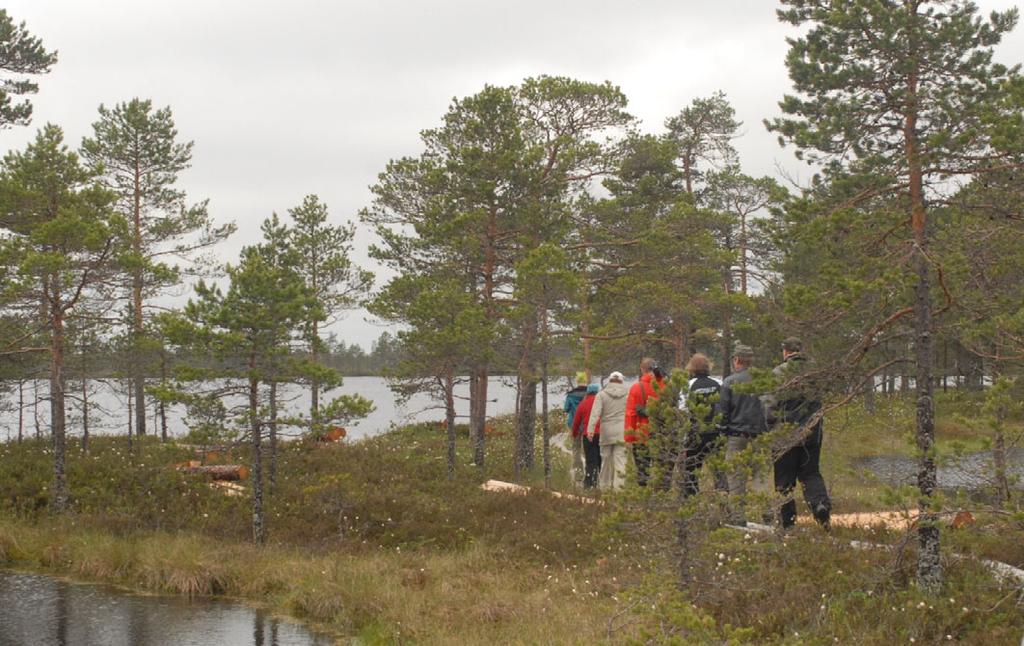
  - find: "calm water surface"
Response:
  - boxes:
[0,376,561,442]
[0,570,332,646]
[855,449,1024,491]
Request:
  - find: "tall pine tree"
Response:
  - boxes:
[768,0,1024,591]
[81,99,233,439]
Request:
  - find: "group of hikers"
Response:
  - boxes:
[563,337,832,529]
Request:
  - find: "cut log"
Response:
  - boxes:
[480,479,601,505]
[178,464,249,481]
[210,481,246,497]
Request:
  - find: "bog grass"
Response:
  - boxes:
[0,393,1020,644]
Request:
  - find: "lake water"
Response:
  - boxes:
[0,376,570,442]
[0,570,331,645]
[855,449,1024,492]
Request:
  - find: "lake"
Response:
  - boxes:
[0,570,331,645]
[0,376,574,442]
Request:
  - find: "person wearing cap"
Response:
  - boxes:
[625,357,666,487]
[716,343,770,525]
[764,337,831,529]
[586,371,630,491]
[564,371,590,487]
[571,383,602,489]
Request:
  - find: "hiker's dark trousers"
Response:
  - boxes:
[774,438,830,528]
[583,435,602,489]
[681,433,725,498]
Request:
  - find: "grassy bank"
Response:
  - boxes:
[0,392,1021,643]
[0,520,624,644]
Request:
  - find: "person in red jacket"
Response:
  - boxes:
[626,357,665,487]
[571,383,602,489]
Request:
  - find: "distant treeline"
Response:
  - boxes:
[0,331,408,381]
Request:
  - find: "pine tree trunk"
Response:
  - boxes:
[268,380,278,490]
[471,368,488,468]
[721,321,733,380]
[17,380,24,444]
[126,378,133,451]
[310,320,320,425]
[907,82,941,592]
[580,301,592,377]
[249,372,265,544]
[516,380,537,475]
[132,346,146,437]
[541,364,550,489]
[993,409,1011,509]
[515,317,538,477]
[81,374,90,454]
[541,307,551,489]
[50,299,69,513]
[513,376,522,481]
[132,159,147,438]
[740,212,748,296]
[33,380,41,440]
[159,348,169,442]
[722,229,734,379]
[445,374,457,481]
[864,376,876,413]
[941,340,948,393]
[913,249,941,592]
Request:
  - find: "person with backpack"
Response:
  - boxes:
[572,383,602,489]
[764,337,831,529]
[586,372,629,491]
[626,357,666,487]
[563,372,589,487]
[716,343,770,526]
[681,353,724,497]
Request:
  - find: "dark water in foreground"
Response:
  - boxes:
[0,571,332,646]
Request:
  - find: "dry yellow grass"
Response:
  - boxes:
[0,519,628,645]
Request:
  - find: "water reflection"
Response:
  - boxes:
[0,571,331,646]
[252,610,284,646]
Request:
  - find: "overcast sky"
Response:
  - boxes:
[4,1,1023,349]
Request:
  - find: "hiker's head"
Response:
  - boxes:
[608,371,624,384]
[782,336,803,360]
[640,357,656,375]
[732,344,754,370]
[687,353,711,377]
[575,371,588,386]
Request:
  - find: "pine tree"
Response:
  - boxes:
[0,125,124,512]
[768,0,1024,592]
[81,98,233,439]
[285,194,372,427]
[364,76,631,469]
[0,9,57,129]
[170,244,315,544]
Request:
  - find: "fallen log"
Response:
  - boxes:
[210,480,246,497]
[177,464,249,481]
[480,479,601,505]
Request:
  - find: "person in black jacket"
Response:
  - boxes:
[681,353,723,497]
[716,343,770,525]
[765,337,831,529]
